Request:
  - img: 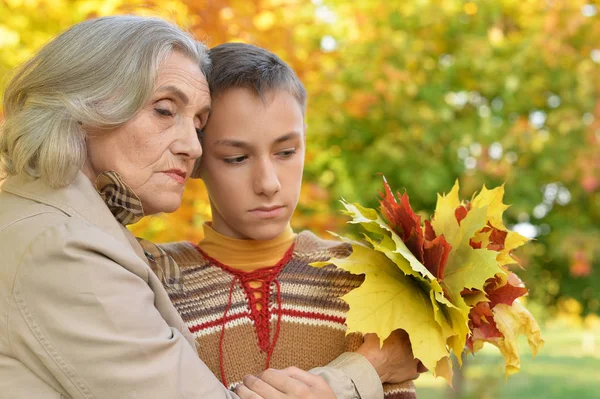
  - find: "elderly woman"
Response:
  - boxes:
[0,15,416,399]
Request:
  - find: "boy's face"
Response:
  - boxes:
[199,87,305,240]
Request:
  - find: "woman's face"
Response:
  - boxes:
[83,51,211,215]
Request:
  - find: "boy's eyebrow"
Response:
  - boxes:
[214,139,249,148]
[274,131,302,144]
[214,131,302,148]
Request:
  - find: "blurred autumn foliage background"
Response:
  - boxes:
[1,0,599,397]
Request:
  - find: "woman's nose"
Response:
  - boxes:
[171,117,202,159]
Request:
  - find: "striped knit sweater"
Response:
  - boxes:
[157,230,417,399]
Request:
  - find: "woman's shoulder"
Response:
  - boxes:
[0,189,66,231]
[0,193,70,260]
[0,200,151,315]
[0,195,143,282]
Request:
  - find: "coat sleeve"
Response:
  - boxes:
[311,352,384,399]
[8,220,240,399]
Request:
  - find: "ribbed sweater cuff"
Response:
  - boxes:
[328,352,384,399]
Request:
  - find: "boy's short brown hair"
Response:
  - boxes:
[207,42,307,113]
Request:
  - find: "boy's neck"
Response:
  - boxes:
[197,223,295,272]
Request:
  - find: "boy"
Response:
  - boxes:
[153,43,420,399]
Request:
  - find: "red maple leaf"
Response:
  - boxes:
[424,220,436,241]
[379,178,451,280]
[455,204,470,225]
[472,224,508,251]
[464,273,528,350]
[380,180,424,255]
[485,273,528,306]
[466,301,503,351]
[423,235,451,281]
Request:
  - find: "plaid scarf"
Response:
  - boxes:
[94,170,182,291]
[94,171,144,226]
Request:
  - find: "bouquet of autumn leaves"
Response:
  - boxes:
[314,178,544,384]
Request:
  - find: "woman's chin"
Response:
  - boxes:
[142,197,183,215]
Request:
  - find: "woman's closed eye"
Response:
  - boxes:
[155,108,174,117]
[154,99,176,117]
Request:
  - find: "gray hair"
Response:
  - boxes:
[0,15,210,187]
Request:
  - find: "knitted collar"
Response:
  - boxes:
[94,170,145,226]
[198,223,296,271]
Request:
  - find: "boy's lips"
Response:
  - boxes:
[249,205,285,219]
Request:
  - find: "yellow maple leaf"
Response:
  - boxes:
[431,183,506,299]
[485,301,545,377]
[469,184,530,266]
[470,185,510,230]
[342,200,439,282]
[324,243,452,380]
[318,179,541,384]
[329,198,475,375]
[431,290,470,366]
[498,231,530,266]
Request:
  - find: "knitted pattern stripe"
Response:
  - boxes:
[158,231,417,398]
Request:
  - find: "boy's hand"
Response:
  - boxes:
[356,330,424,384]
[236,367,336,399]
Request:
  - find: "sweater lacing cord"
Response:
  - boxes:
[213,244,295,389]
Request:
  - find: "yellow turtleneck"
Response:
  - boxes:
[197,223,296,272]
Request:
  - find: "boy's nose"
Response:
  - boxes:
[253,160,281,197]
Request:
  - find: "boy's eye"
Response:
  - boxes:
[277,149,297,158]
[224,155,248,164]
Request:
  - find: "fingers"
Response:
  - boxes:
[235,382,265,399]
[386,329,411,348]
[257,368,309,396]
[417,360,429,373]
[241,373,284,398]
[362,332,380,346]
[279,366,326,388]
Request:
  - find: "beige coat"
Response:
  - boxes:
[0,173,382,399]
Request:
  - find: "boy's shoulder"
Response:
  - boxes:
[293,230,352,262]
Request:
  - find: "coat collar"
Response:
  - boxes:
[2,171,132,247]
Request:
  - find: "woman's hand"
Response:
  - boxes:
[235,367,336,399]
[356,329,426,384]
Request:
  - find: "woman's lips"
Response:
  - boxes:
[249,206,285,219]
[163,170,187,184]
